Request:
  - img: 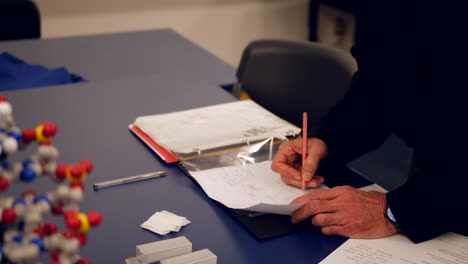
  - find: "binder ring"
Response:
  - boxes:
[193,148,202,156]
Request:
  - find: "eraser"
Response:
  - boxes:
[136,236,192,264]
[160,249,217,264]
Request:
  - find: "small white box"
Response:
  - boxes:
[160,249,217,264]
[136,236,192,264]
[125,257,141,264]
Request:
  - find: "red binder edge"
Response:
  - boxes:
[129,124,180,163]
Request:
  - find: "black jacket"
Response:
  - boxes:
[316,1,467,243]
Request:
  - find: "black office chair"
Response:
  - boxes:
[0,0,41,41]
[235,39,357,129]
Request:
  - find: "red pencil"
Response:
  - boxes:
[302,112,308,192]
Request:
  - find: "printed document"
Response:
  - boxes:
[320,232,468,264]
[189,161,327,215]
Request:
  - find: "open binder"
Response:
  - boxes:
[129,100,301,163]
[130,100,370,239]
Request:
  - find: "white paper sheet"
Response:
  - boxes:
[140,210,191,235]
[189,161,328,215]
[320,232,468,264]
[134,100,300,154]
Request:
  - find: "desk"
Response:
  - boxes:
[2,29,347,264]
[3,75,349,264]
[2,29,410,263]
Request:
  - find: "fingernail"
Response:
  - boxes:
[303,172,313,181]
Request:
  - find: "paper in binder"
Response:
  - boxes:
[129,99,301,163]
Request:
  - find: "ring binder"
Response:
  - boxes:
[130,100,301,164]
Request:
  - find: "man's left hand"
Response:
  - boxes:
[291,186,398,238]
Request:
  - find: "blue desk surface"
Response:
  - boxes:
[2,29,411,263]
[3,74,346,264]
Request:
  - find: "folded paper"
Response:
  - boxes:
[141,210,191,235]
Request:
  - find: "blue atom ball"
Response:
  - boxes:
[20,167,36,182]
[12,235,23,244]
[33,195,51,204]
[12,198,27,207]
[30,238,46,251]
[7,131,21,142]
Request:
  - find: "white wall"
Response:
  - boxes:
[35,0,311,66]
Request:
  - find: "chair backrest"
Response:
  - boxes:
[236,40,357,129]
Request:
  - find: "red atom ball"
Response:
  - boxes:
[55,163,68,179]
[51,203,64,215]
[22,190,37,197]
[80,160,93,173]
[87,211,102,226]
[62,230,74,239]
[21,128,36,143]
[70,182,85,191]
[43,222,58,235]
[65,216,81,230]
[50,251,60,261]
[1,208,17,223]
[41,122,58,137]
[74,233,88,246]
[0,177,9,191]
[70,165,85,179]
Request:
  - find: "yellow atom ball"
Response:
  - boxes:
[76,213,90,233]
[36,125,51,143]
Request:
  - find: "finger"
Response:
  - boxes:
[311,213,343,227]
[290,188,339,204]
[305,175,324,188]
[281,175,302,188]
[302,138,328,181]
[287,138,305,153]
[321,225,344,236]
[282,175,325,189]
[302,154,320,181]
[291,200,337,224]
[272,143,302,180]
[274,163,301,181]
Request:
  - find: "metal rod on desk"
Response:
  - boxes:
[93,170,167,190]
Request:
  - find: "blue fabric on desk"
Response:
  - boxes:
[0,52,86,91]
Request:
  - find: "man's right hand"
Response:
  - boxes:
[271,137,328,188]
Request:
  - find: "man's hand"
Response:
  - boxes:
[291,186,398,238]
[271,138,328,188]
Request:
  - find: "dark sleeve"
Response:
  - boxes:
[320,0,468,243]
[313,1,395,166]
[387,137,468,243]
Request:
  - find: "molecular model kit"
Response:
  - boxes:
[0,94,102,264]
